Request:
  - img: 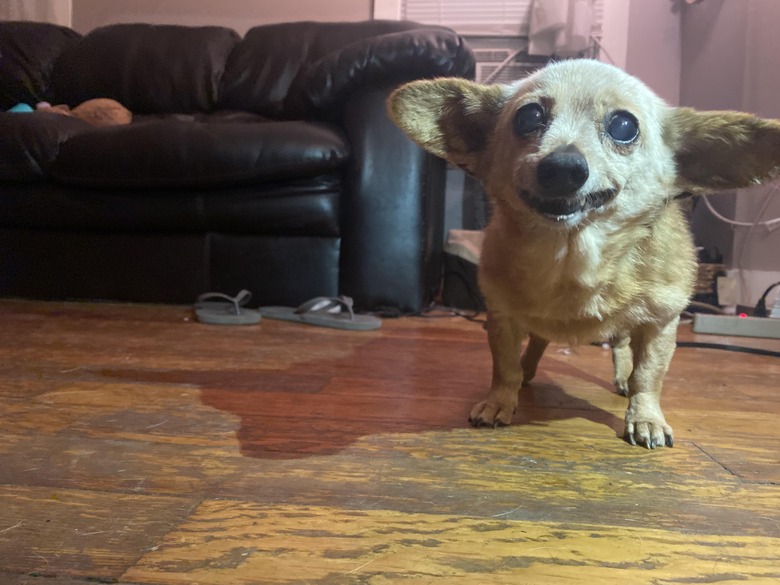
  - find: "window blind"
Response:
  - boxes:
[400,0,603,37]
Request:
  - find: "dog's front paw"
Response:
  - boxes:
[624,393,673,448]
[624,414,673,449]
[468,396,516,428]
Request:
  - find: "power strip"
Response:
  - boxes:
[693,314,780,340]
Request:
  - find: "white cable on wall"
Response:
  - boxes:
[736,186,777,302]
[701,190,780,230]
[702,185,780,305]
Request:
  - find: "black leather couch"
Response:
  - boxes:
[0,20,474,311]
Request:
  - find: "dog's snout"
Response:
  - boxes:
[537,145,589,196]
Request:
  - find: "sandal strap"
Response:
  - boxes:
[195,289,252,315]
[294,296,355,320]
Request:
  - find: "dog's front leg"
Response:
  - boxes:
[624,318,679,448]
[469,311,527,427]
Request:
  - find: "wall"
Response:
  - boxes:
[591,0,780,306]
[681,0,780,305]
[1,0,71,25]
[681,0,747,270]
[599,0,629,69]
[734,0,780,305]
[625,0,680,106]
[72,0,371,35]
[600,0,680,105]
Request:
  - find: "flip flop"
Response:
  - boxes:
[259,296,381,331]
[194,289,262,325]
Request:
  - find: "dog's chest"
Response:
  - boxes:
[531,233,614,321]
[482,222,631,336]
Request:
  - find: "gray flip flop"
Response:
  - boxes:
[195,289,262,325]
[259,296,381,331]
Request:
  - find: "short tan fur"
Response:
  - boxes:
[388,59,780,448]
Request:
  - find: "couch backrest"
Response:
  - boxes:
[49,23,239,114]
[218,20,428,118]
[2,20,473,118]
[0,21,81,110]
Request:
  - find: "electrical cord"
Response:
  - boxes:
[701,184,779,303]
[590,340,779,358]
[754,281,780,317]
[687,300,725,314]
[676,341,780,358]
[736,186,778,302]
[701,190,780,229]
[419,304,486,324]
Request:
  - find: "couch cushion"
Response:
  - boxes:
[49,23,239,114]
[48,118,350,189]
[0,178,341,237]
[0,21,81,111]
[0,112,93,181]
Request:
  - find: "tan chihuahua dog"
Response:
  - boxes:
[388,59,780,448]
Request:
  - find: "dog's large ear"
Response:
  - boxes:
[668,107,780,194]
[388,78,505,176]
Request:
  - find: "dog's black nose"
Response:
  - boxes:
[536,145,589,196]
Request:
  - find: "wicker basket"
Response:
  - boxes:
[694,263,726,299]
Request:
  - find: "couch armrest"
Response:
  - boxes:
[338,86,446,313]
[287,24,475,119]
[0,21,81,110]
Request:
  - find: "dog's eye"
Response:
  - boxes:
[607,111,639,143]
[514,103,547,136]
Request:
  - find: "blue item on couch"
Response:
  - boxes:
[7,103,35,113]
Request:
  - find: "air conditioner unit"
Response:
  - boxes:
[474,50,536,84]
[469,38,549,84]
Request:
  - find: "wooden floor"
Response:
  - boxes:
[0,299,778,584]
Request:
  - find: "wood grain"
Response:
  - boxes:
[0,299,778,584]
[123,501,780,585]
[0,486,198,579]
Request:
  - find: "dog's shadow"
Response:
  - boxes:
[94,334,625,459]
[510,358,625,437]
[195,338,625,459]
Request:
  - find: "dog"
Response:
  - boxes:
[388,59,780,448]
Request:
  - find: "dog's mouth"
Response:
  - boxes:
[519,188,617,222]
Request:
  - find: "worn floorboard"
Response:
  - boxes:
[0,299,778,584]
